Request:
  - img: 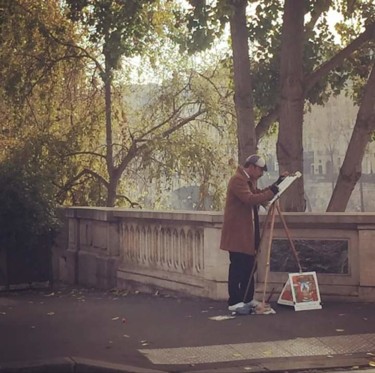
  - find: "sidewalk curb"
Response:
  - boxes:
[190,354,375,373]
[0,357,167,373]
[0,357,75,373]
[0,354,374,373]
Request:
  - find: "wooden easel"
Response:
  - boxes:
[259,199,302,305]
[243,197,302,306]
[243,172,304,307]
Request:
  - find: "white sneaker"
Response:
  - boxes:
[228,302,245,311]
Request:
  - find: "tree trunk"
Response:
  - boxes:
[229,0,256,165]
[104,61,116,207]
[326,62,375,212]
[107,178,118,208]
[277,0,305,211]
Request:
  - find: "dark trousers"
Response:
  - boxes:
[228,252,255,306]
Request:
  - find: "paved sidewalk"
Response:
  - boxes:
[1,285,375,372]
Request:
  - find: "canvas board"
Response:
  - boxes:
[277,278,294,306]
[269,171,302,205]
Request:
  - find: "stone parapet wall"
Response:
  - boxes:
[53,207,375,301]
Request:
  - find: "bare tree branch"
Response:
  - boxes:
[14,0,104,75]
[63,151,106,160]
[116,194,142,208]
[304,21,375,93]
[113,106,207,179]
[55,168,108,202]
[255,107,279,141]
[255,21,375,139]
[162,106,207,138]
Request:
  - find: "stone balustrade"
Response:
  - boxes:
[53,207,375,302]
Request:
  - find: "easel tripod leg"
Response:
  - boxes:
[275,203,302,272]
[242,202,273,303]
[261,203,277,305]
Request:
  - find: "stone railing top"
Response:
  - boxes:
[63,206,375,229]
[265,212,375,229]
[64,206,223,224]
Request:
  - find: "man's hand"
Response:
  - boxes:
[269,184,279,195]
[275,171,289,185]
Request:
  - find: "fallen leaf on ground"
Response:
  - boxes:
[262,351,272,356]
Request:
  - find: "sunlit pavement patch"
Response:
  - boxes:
[139,333,375,365]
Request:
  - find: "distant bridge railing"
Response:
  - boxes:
[53,207,375,302]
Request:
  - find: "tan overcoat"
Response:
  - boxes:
[220,166,275,256]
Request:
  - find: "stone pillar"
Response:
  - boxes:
[358,225,375,287]
[203,225,228,300]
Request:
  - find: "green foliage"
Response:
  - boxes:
[0,156,60,252]
[0,0,109,207]
[2,0,373,212]
[177,0,226,54]
[0,0,78,105]
[183,0,374,118]
[65,0,159,72]
[117,65,236,210]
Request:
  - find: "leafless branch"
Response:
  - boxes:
[304,21,375,93]
[55,168,108,201]
[255,21,375,139]
[116,194,142,208]
[63,151,106,160]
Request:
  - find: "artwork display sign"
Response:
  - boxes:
[278,271,322,311]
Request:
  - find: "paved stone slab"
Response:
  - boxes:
[1,287,375,373]
[139,333,375,365]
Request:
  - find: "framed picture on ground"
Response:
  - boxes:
[278,271,322,311]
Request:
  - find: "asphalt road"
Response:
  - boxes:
[1,285,375,372]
